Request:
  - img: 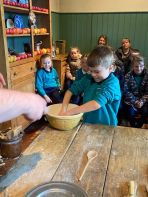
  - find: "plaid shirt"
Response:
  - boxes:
[123,69,148,106]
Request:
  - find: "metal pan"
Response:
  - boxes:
[25,181,88,197]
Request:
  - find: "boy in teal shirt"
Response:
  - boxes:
[59,45,121,126]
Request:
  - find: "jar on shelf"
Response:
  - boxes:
[52,42,56,58]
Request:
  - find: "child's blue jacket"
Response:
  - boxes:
[35,68,60,96]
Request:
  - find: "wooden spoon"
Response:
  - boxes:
[129,181,137,197]
[77,150,98,181]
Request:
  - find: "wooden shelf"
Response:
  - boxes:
[33,10,49,15]
[34,54,41,61]
[34,33,49,36]
[4,5,29,13]
[7,34,30,37]
[9,57,34,67]
[52,54,67,61]
[4,5,48,15]
[7,33,49,37]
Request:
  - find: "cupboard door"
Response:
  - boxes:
[53,55,67,90]
[10,61,36,86]
[11,76,35,129]
[11,74,35,92]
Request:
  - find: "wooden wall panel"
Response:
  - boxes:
[52,12,148,64]
[59,13,92,53]
[51,12,60,42]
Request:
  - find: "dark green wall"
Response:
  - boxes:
[51,12,60,42]
[52,12,148,64]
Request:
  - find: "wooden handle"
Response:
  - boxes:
[76,150,97,181]
[13,72,17,76]
[129,181,135,195]
[129,181,137,197]
[76,152,88,181]
[145,185,148,195]
[77,160,89,181]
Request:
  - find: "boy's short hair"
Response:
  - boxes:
[87,45,114,68]
[121,38,131,43]
[131,54,144,65]
[70,47,80,53]
[40,53,51,63]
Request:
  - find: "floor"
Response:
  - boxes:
[119,118,148,129]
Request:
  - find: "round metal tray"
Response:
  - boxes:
[25,181,88,197]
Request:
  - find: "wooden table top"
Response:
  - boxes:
[0,124,148,197]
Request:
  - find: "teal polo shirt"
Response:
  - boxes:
[69,73,121,126]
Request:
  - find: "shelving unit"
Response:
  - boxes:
[0,0,52,130]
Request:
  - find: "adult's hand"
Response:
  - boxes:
[135,100,144,108]
[44,95,52,103]
[24,93,47,121]
[0,89,47,123]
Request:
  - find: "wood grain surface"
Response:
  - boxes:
[103,126,148,197]
[52,124,115,197]
[0,125,80,197]
[1,124,147,197]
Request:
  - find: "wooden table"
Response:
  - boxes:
[0,124,148,197]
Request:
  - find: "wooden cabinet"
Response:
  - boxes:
[0,0,51,129]
[10,59,35,84]
[10,75,35,129]
[52,55,67,90]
